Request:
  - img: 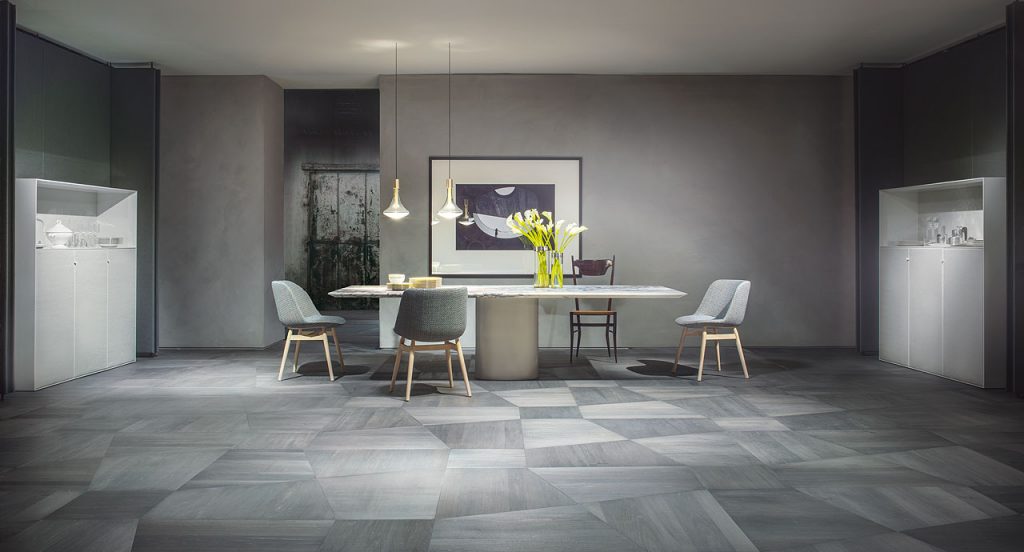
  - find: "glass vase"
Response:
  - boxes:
[533,246,550,288]
[549,252,564,288]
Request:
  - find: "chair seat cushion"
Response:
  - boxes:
[675,314,720,326]
[292,315,346,329]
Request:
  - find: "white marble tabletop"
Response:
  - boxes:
[329,284,686,299]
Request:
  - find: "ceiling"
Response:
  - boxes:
[15,0,1008,88]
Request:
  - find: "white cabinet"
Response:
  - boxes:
[878,177,1006,388]
[107,249,137,368]
[908,248,943,375]
[878,247,909,366]
[942,248,984,386]
[14,179,138,390]
[33,251,75,388]
[74,250,109,377]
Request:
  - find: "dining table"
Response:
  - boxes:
[329,284,687,380]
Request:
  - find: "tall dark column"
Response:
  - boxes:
[111,65,160,355]
[0,1,14,396]
[1008,1,1024,396]
[854,66,904,354]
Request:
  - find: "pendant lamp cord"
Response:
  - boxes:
[448,42,452,176]
[394,42,399,182]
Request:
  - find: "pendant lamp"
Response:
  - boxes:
[383,42,410,220]
[436,42,462,220]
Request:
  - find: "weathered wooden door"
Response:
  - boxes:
[305,168,380,310]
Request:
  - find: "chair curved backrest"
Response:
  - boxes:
[394,287,468,342]
[272,280,321,326]
[695,279,751,326]
[571,256,616,311]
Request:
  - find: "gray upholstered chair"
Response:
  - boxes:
[390,287,472,401]
[271,280,346,381]
[673,279,751,381]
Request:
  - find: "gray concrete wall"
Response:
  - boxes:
[380,74,855,347]
[159,75,284,348]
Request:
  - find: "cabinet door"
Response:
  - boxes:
[74,250,108,377]
[908,248,943,375]
[34,251,75,389]
[942,248,984,385]
[107,249,136,367]
[878,247,910,366]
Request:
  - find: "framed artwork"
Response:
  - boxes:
[429,157,582,276]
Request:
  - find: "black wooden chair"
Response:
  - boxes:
[569,256,617,363]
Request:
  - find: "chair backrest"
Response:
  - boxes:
[571,256,615,311]
[394,287,468,342]
[271,280,321,326]
[695,279,751,326]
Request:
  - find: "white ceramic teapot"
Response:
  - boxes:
[46,220,73,248]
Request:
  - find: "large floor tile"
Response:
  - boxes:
[531,466,701,502]
[319,520,433,552]
[318,470,444,519]
[712,489,889,550]
[428,505,644,552]
[427,420,524,449]
[321,408,421,431]
[521,419,625,449]
[435,468,575,518]
[777,532,943,552]
[636,433,760,466]
[526,440,678,467]
[182,449,314,488]
[494,388,577,407]
[307,426,448,450]
[90,449,227,491]
[580,401,700,419]
[306,449,449,478]
[905,514,1024,552]
[144,479,334,520]
[589,490,756,552]
[131,520,332,552]
[2,519,137,552]
[591,418,719,439]
[798,485,1014,531]
[48,490,169,519]
[447,449,526,469]
[404,407,520,425]
[876,446,1024,486]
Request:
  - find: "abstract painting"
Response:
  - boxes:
[429,157,582,276]
[455,183,555,250]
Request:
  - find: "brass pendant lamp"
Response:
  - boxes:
[383,42,410,220]
[436,42,462,220]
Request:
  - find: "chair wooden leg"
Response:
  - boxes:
[612,316,618,363]
[331,327,345,376]
[292,340,302,372]
[673,328,686,376]
[604,316,612,358]
[455,339,472,397]
[404,342,416,401]
[569,316,575,363]
[389,339,404,392]
[574,319,583,359]
[734,329,750,379]
[712,328,721,371]
[278,330,293,381]
[697,330,708,382]
[445,344,454,388]
[322,333,336,381]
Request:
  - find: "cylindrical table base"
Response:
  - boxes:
[474,297,539,380]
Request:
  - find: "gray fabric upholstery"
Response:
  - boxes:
[675,280,750,327]
[271,280,346,328]
[394,287,468,342]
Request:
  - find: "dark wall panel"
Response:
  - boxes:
[1008,2,1024,396]
[14,30,110,186]
[111,67,159,355]
[904,29,1007,185]
[854,67,904,354]
[1,1,14,395]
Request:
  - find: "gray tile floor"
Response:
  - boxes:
[2,315,1024,551]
